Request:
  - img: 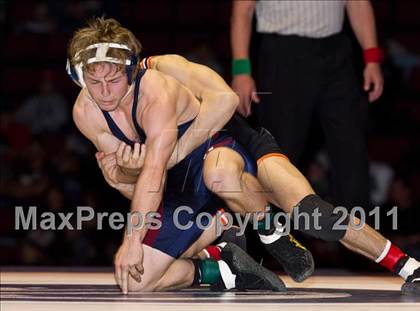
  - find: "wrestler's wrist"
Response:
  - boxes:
[120,166,140,177]
[124,225,146,242]
[114,182,134,194]
[115,167,138,183]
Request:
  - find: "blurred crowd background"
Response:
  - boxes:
[1,0,419,271]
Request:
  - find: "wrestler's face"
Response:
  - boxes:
[84,63,129,111]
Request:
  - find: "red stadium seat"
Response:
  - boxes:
[394,1,420,28]
[215,0,232,27]
[368,137,411,165]
[408,67,420,93]
[9,1,38,24]
[174,32,206,55]
[4,34,43,61]
[135,32,173,56]
[119,0,174,27]
[175,0,215,27]
[45,33,72,61]
[393,33,420,54]
[1,67,42,95]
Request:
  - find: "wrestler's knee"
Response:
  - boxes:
[203,163,241,193]
[203,147,244,193]
[127,273,160,292]
[126,249,171,292]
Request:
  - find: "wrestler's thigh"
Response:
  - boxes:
[257,155,314,212]
[180,213,225,259]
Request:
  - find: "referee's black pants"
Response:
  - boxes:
[257,32,370,210]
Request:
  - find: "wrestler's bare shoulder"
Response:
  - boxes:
[73,90,100,118]
[139,68,180,101]
[72,89,108,144]
[139,68,198,113]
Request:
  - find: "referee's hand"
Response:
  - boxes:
[232,75,260,117]
[364,63,384,102]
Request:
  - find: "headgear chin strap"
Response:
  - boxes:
[66,42,138,88]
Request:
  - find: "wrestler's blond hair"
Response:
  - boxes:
[68,17,142,74]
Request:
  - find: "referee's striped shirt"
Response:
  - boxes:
[255,0,347,38]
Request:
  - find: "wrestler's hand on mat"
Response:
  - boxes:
[95,151,120,185]
[231,75,260,117]
[364,63,384,102]
[116,142,145,174]
[114,233,144,294]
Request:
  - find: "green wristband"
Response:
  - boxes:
[232,58,251,76]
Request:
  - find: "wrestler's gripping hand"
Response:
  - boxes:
[114,233,144,294]
[116,142,146,174]
[116,141,178,170]
[95,151,120,185]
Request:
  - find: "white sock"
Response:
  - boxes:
[258,225,286,244]
[217,260,236,289]
[375,240,391,263]
[399,257,420,281]
[218,242,227,249]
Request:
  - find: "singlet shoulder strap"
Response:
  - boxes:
[131,69,147,142]
[102,111,136,147]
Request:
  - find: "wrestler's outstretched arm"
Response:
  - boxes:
[114,70,179,293]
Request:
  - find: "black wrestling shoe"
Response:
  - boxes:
[402,266,420,296]
[211,242,286,292]
[263,233,314,283]
[219,226,247,253]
